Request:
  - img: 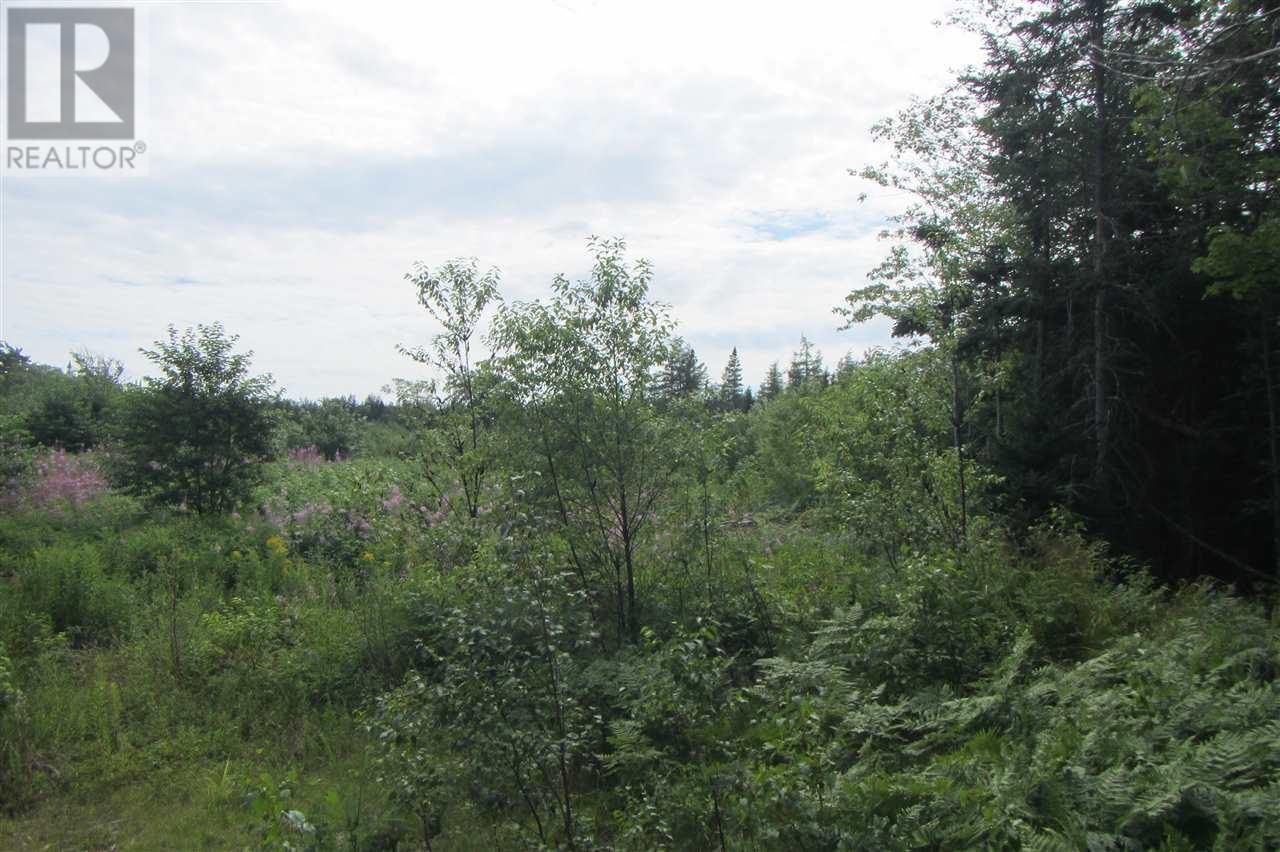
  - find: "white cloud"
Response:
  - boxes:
[0,0,981,397]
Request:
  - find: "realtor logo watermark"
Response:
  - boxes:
[3,5,148,175]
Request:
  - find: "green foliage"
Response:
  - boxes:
[282,397,366,461]
[0,413,34,491]
[0,642,31,815]
[659,339,708,403]
[785,335,828,392]
[1195,217,1280,303]
[4,8,1280,838]
[116,324,278,513]
[494,237,679,642]
[758,361,784,402]
[245,768,323,850]
[749,387,821,511]
[186,595,371,722]
[813,348,998,558]
[3,543,134,650]
[371,557,599,848]
[24,354,125,452]
[717,348,746,412]
[399,256,503,522]
[604,621,743,848]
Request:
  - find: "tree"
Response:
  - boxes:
[659,339,708,403]
[846,0,1278,582]
[24,352,125,451]
[399,258,502,519]
[1,345,34,400]
[118,323,277,513]
[759,362,785,402]
[286,397,364,460]
[1129,0,1280,577]
[786,336,826,391]
[718,348,744,411]
[494,237,676,642]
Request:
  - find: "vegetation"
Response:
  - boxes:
[1,0,1278,848]
[116,324,279,514]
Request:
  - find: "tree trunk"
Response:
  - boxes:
[1262,318,1280,577]
[1090,0,1111,504]
[951,352,968,549]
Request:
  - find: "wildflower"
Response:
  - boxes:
[286,445,325,464]
[19,448,109,511]
[381,486,405,511]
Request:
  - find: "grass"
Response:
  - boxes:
[0,726,383,850]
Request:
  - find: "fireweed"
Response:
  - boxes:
[1,448,109,511]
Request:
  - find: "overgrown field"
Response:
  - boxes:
[3,0,1280,841]
[1,448,1277,849]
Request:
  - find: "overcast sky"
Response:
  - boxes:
[0,0,981,399]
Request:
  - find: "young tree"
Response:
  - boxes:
[494,237,676,642]
[399,258,502,519]
[287,397,364,460]
[844,87,1016,553]
[118,323,277,513]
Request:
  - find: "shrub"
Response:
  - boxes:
[0,413,34,495]
[371,563,598,848]
[0,643,30,813]
[115,324,277,514]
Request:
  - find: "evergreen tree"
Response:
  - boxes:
[846,0,1280,582]
[760,362,784,401]
[719,347,744,411]
[787,336,824,391]
[660,339,707,402]
[836,353,858,378]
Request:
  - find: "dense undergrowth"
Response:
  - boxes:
[1,450,1276,849]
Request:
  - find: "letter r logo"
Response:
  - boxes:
[6,8,135,140]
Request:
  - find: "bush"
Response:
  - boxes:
[0,413,34,495]
[371,563,599,848]
[115,324,277,514]
[0,642,31,814]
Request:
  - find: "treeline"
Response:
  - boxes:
[845,0,1280,585]
[0,342,394,463]
[0,332,837,471]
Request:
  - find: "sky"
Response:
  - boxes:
[0,0,982,400]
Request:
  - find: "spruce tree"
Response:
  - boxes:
[761,362,784,401]
[720,347,744,411]
[660,340,706,402]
